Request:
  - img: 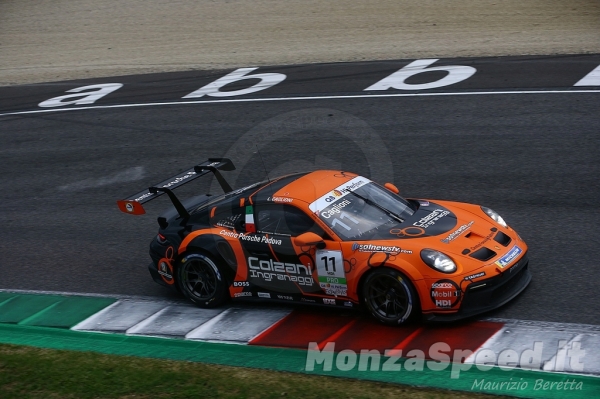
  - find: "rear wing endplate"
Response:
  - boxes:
[117,158,235,216]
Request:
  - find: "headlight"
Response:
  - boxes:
[420,249,457,273]
[481,206,508,228]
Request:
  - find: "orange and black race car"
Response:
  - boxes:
[117,158,531,325]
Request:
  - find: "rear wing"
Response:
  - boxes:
[116,158,235,217]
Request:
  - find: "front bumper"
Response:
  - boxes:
[424,252,531,322]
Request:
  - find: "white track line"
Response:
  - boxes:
[1,89,599,117]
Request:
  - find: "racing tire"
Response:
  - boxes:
[177,253,229,308]
[362,268,418,325]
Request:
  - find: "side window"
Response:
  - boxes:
[211,204,244,230]
[256,204,325,237]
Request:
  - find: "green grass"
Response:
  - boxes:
[0,344,510,399]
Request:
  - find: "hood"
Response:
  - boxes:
[374,199,516,265]
[420,200,512,260]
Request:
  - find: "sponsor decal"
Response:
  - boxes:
[309,176,371,212]
[507,259,521,273]
[319,199,351,219]
[413,208,450,228]
[419,200,430,206]
[351,242,412,254]
[260,236,283,246]
[219,230,282,245]
[258,292,271,298]
[430,279,461,308]
[125,202,134,212]
[134,192,153,202]
[300,297,316,303]
[464,271,486,281]
[441,221,474,243]
[340,179,368,193]
[324,189,344,203]
[268,196,293,203]
[220,229,239,238]
[158,261,173,281]
[322,284,347,296]
[390,227,425,238]
[248,257,314,286]
[216,213,242,229]
[161,171,196,189]
[157,246,175,285]
[495,245,522,268]
[234,292,252,298]
[135,171,200,202]
[470,231,495,251]
[323,298,336,305]
[232,181,262,195]
[277,294,294,301]
[233,281,250,287]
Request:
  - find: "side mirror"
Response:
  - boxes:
[384,183,400,194]
[294,232,326,249]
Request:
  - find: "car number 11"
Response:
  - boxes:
[316,249,345,281]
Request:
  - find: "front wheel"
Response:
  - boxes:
[362,268,418,325]
[177,253,229,308]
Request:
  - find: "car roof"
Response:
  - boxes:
[249,170,362,206]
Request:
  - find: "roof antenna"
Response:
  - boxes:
[255,145,271,183]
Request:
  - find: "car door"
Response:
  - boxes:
[253,203,349,300]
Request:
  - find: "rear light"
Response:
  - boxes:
[157,233,168,244]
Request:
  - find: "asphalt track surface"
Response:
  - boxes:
[1,55,599,326]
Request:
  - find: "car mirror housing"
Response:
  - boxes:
[384,182,400,194]
[294,232,326,249]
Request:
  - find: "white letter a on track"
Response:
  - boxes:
[38,83,123,107]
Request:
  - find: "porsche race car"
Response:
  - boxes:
[117,158,531,325]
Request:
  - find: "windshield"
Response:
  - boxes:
[315,182,415,240]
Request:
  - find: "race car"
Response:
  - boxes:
[117,158,531,325]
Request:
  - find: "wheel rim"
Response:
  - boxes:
[365,274,411,321]
[181,259,218,300]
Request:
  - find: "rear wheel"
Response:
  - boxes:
[362,268,418,325]
[177,253,229,308]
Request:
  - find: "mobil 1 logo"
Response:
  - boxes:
[430,279,461,308]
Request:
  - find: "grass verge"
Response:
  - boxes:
[0,344,509,399]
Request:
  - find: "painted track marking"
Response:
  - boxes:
[1,89,599,117]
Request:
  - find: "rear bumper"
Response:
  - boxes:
[149,243,177,289]
[424,253,531,322]
[148,261,171,287]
